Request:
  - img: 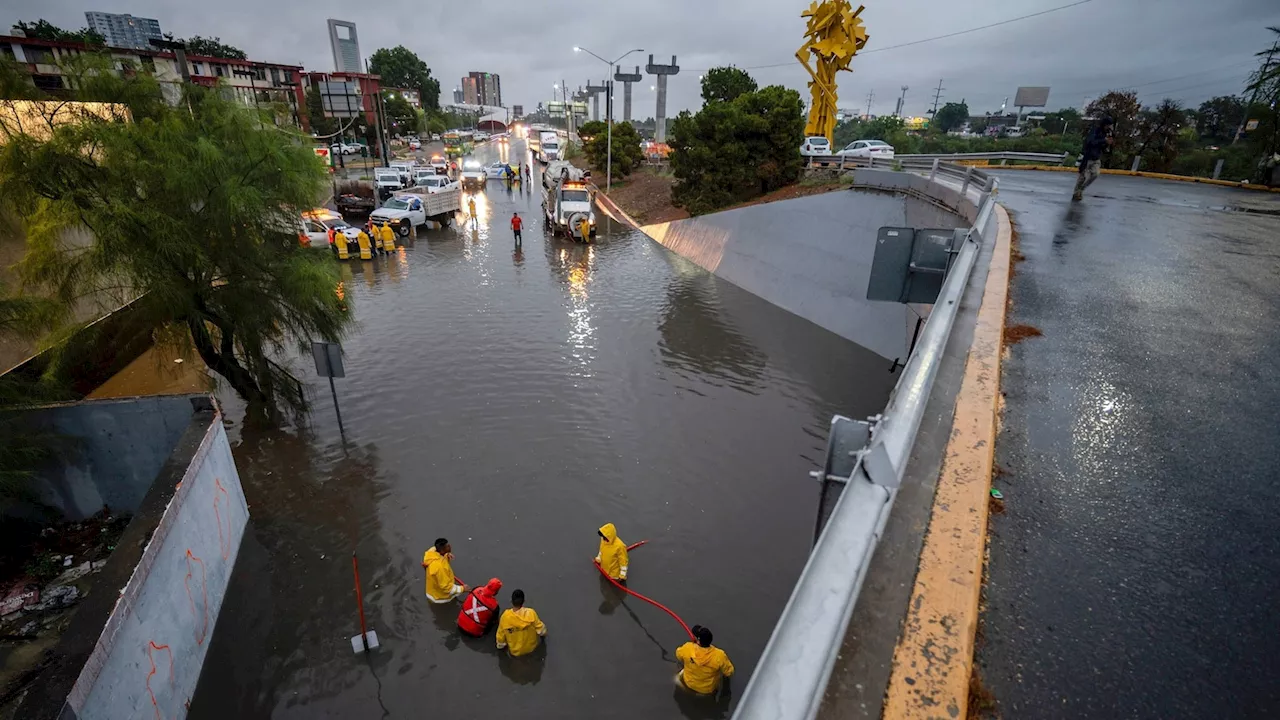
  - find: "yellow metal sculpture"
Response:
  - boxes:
[796,0,869,144]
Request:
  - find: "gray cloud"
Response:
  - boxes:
[7,0,1278,117]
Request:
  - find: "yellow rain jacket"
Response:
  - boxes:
[595,523,629,581]
[676,642,735,694]
[422,548,458,602]
[496,607,546,656]
[380,223,396,251]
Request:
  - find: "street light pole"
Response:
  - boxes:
[574,46,644,193]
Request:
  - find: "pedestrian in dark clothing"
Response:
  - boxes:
[1073,117,1114,201]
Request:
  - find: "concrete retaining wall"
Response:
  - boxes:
[62,418,248,720]
[642,178,969,359]
[14,396,201,521]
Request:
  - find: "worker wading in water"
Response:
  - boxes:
[422,537,468,603]
[379,222,396,253]
[496,589,546,656]
[457,578,502,636]
[676,625,734,695]
[595,523,629,581]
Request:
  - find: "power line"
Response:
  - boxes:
[686,0,1097,73]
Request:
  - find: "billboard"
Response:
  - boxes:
[548,101,565,118]
[319,81,363,118]
[1013,86,1050,108]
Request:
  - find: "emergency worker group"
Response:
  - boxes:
[421,522,735,697]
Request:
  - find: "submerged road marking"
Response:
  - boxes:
[883,203,1012,720]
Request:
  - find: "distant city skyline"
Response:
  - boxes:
[462,71,501,107]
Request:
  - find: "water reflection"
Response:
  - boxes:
[658,271,767,392]
[548,241,597,378]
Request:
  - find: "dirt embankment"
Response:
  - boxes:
[569,158,690,226]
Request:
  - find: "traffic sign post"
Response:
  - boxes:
[312,341,346,435]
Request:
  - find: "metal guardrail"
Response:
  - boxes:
[807,149,1070,170]
[732,163,1000,720]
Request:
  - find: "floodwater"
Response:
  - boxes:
[188,140,899,719]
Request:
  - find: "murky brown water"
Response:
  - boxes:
[188,142,898,719]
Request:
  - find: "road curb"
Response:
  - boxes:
[991,164,1280,192]
[882,203,1012,720]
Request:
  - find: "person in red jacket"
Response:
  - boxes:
[510,212,523,247]
[457,577,503,637]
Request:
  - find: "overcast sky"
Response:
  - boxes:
[6,0,1279,117]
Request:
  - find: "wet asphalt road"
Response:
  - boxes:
[979,171,1280,718]
[188,140,899,718]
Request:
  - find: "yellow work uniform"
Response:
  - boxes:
[336,234,350,259]
[595,523,629,581]
[578,218,591,242]
[380,223,396,251]
[676,642,735,694]
[496,607,546,656]
[422,548,461,603]
[356,230,372,260]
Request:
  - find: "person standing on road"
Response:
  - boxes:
[675,625,735,695]
[524,163,531,182]
[1073,116,1114,202]
[511,212,523,247]
[468,196,478,223]
[379,222,396,254]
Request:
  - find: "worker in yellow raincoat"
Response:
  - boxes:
[676,625,735,695]
[422,538,467,603]
[595,523,629,581]
[379,222,396,254]
[495,589,546,656]
[356,228,372,260]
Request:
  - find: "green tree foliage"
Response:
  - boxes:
[14,19,104,46]
[670,82,805,214]
[584,121,644,178]
[175,35,247,60]
[932,101,969,133]
[0,57,349,417]
[1135,99,1186,173]
[383,94,417,136]
[1040,107,1082,135]
[369,46,441,111]
[1195,95,1244,144]
[576,120,607,140]
[1244,27,1280,162]
[701,67,758,105]
[1085,90,1142,168]
[426,115,446,135]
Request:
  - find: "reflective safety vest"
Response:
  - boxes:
[457,588,498,637]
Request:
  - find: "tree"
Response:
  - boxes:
[1085,90,1141,168]
[0,57,350,417]
[670,80,805,214]
[305,86,336,136]
[426,115,446,136]
[15,19,104,46]
[933,101,969,133]
[369,46,441,111]
[1041,107,1082,135]
[1135,99,1185,172]
[577,120,607,140]
[383,94,417,136]
[177,35,247,60]
[584,121,645,178]
[701,67,758,105]
[1195,96,1245,144]
[1244,27,1280,164]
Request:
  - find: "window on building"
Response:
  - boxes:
[192,62,203,75]
[255,67,267,81]
[32,74,64,92]
[270,67,280,84]
[24,46,55,65]
[0,45,13,61]
[140,55,155,72]
[215,64,225,78]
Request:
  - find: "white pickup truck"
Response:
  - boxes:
[370,187,462,236]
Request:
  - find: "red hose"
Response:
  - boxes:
[595,540,695,641]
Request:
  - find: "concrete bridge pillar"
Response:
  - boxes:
[645,55,680,142]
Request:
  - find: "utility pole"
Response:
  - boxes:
[865,89,874,118]
[929,78,944,116]
[1233,42,1278,145]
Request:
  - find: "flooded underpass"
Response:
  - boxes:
[187,140,900,719]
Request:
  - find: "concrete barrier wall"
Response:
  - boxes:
[642,184,967,360]
[14,396,201,521]
[63,417,248,720]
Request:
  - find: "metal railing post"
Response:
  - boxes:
[929,157,940,180]
[960,164,974,195]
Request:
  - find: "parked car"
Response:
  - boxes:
[837,139,895,159]
[299,209,352,247]
[428,154,450,175]
[408,138,422,151]
[485,162,512,179]
[799,136,832,156]
[330,142,362,155]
